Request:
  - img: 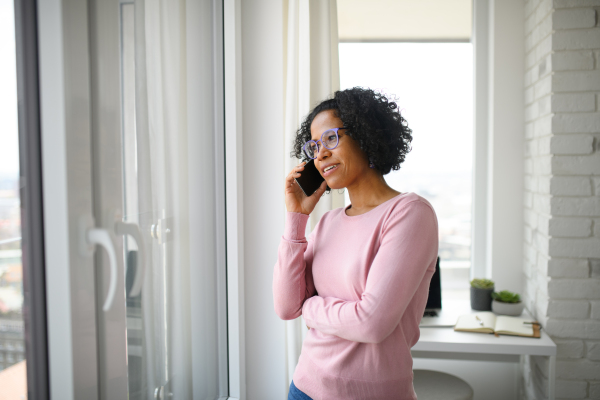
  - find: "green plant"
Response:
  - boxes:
[492,290,521,303]
[470,278,494,290]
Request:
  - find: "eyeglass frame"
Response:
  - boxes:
[302,127,347,160]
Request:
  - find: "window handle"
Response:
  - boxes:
[115,221,146,297]
[79,215,119,312]
[87,228,119,312]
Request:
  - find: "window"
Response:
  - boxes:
[339,42,473,300]
[33,1,229,397]
[0,0,27,387]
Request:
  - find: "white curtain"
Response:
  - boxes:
[283,0,343,386]
[139,0,189,397]
[134,1,223,398]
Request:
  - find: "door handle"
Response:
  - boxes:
[115,221,146,297]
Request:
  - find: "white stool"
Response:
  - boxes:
[413,369,474,400]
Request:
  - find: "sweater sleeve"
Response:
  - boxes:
[301,201,438,343]
[273,211,317,320]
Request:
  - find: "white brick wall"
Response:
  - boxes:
[552,8,596,29]
[522,0,600,398]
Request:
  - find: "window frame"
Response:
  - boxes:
[14,0,50,397]
[223,0,245,398]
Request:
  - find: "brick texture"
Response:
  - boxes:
[522,0,600,397]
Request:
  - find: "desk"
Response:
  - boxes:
[413,308,557,399]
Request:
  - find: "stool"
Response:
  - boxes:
[412,369,474,400]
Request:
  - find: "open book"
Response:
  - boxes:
[454,312,540,338]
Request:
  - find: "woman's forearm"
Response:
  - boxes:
[273,211,317,320]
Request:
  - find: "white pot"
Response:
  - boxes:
[492,300,524,316]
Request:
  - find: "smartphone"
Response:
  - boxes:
[294,159,330,197]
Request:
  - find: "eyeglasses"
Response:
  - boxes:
[302,128,346,159]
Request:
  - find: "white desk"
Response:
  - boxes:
[413,305,557,399]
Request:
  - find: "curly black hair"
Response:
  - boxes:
[291,87,413,181]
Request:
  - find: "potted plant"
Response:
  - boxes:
[470,278,494,311]
[491,290,524,316]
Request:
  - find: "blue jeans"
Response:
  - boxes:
[288,380,313,400]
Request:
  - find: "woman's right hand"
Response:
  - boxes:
[285,161,328,215]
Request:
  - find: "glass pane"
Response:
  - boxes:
[340,42,473,300]
[114,1,227,398]
[120,4,144,398]
[0,0,27,396]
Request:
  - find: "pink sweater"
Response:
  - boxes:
[273,192,439,400]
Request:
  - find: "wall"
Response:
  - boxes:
[486,0,526,293]
[241,1,288,399]
[522,0,600,398]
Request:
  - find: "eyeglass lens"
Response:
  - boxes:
[305,130,339,159]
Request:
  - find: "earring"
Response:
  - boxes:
[369,159,375,169]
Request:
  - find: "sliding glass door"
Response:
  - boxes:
[37,0,228,398]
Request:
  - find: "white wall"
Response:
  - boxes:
[522,0,600,398]
[486,0,525,294]
[241,1,288,399]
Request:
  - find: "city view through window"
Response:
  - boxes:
[339,43,473,300]
[0,0,27,395]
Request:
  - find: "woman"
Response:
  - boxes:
[273,87,439,400]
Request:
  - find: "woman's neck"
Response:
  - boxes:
[346,172,401,213]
